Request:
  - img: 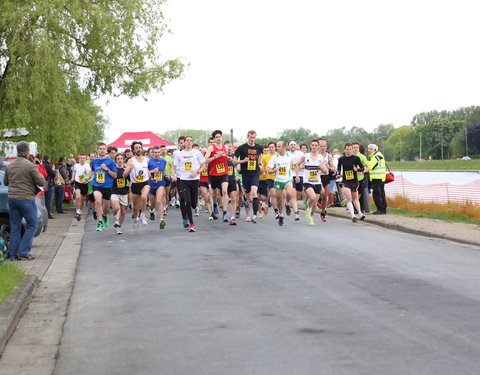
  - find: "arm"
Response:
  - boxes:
[295,155,305,179]
[328,154,336,173]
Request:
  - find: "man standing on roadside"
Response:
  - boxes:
[4,142,45,260]
[368,143,387,215]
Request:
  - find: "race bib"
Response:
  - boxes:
[184,161,192,171]
[96,173,105,184]
[201,170,209,177]
[309,170,318,181]
[117,178,126,188]
[278,166,287,176]
[135,174,144,182]
[78,174,85,182]
[154,171,163,181]
[345,170,354,180]
[216,163,226,174]
[247,160,256,171]
[228,166,234,176]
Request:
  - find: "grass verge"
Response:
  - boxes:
[0,263,25,305]
[388,207,480,225]
[388,160,480,170]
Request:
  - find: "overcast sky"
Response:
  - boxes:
[101,0,480,143]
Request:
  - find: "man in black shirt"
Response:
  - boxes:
[337,143,369,222]
[234,130,263,223]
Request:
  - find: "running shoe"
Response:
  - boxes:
[208,215,214,221]
[223,213,228,222]
[262,203,268,215]
[258,212,263,219]
[74,213,81,222]
[183,219,190,228]
[229,218,237,225]
[316,202,322,210]
[141,216,148,226]
[275,212,280,220]
[352,216,358,223]
[133,218,139,232]
[211,212,218,220]
[245,216,251,222]
[320,212,327,223]
[294,212,300,221]
[360,214,366,221]
[213,206,219,217]
[103,216,109,227]
[93,211,97,221]
[285,204,291,216]
[252,215,258,223]
[235,208,240,218]
[159,220,166,229]
[278,216,284,226]
[96,221,103,232]
[175,199,180,208]
[195,208,199,217]
[189,224,196,232]
[115,226,122,235]
[150,211,155,221]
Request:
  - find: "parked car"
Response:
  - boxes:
[0,170,47,241]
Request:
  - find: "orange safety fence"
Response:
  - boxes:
[384,173,480,219]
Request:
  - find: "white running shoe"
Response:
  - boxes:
[245,216,251,222]
[141,216,148,226]
[194,208,199,216]
[133,218,139,232]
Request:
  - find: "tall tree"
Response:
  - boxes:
[0,0,185,157]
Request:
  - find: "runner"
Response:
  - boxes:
[111,154,129,234]
[318,138,336,222]
[204,130,230,223]
[337,143,368,222]
[87,143,117,232]
[107,146,117,160]
[72,153,91,221]
[148,146,167,229]
[123,141,151,231]
[198,149,214,220]
[260,141,278,218]
[288,140,304,221]
[159,145,173,216]
[234,130,263,223]
[225,141,238,225]
[295,140,328,225]
[258,145,269,218]
[267,141,296,226]
[171,136,206,232]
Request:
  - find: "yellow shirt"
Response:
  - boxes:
[261,153,276,180]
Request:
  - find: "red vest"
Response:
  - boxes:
[208,144,228,176]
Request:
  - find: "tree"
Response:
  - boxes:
[0,0,185,157]
[385,126,417,161]
[277,127,320,146]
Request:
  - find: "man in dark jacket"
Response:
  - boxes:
[4,142,45,260]
[42,155,56,218]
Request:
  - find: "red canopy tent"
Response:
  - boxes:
[108,131,175,151]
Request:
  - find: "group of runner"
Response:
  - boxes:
[72,130,372,233]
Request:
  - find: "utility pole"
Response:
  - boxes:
[419,132,422,160]
[465,125,469,156]
[230,128,234,143]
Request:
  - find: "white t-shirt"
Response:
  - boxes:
[268,152,295,183]
[173,149,205,180]
[74,163,91,183]
[303,152,324,184]
[291,150,305,177]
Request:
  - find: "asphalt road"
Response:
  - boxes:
[54,208,480,375]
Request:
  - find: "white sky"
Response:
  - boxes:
[100,0,480,143]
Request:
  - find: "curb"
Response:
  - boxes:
[0,275,37,356]
[327,211,480,248]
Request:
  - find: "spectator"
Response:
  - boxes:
[368,143,387,214]
[42,155,56,219]
[54,157,68,214]
[3,142,45,260]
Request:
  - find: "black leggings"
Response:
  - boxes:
[178,179,199,224]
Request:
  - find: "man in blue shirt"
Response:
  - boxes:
[148,146,168,229]
[87,142,117,231]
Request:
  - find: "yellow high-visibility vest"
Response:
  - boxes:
[369,151,386,182]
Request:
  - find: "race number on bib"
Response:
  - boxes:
[201,170,209,177]
[154,171,163,181]
[96,173,105,184]
[309,170,318,181]
[247,160,256,171]
[228,166,234,176]
[78,174,85,182]
[184,162,193,171]
[345,170,354,180]
[117,178,126,188]
[216,164,226,174]
[135,174,145,182]
[278,166,287,176]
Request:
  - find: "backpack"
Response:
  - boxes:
[54,169,65,187]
